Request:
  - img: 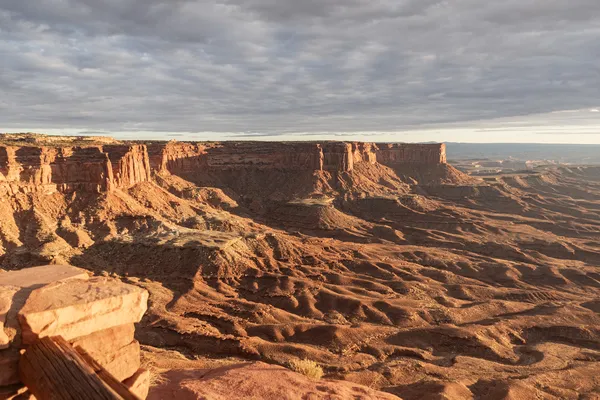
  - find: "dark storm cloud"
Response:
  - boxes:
[1,0,600,135]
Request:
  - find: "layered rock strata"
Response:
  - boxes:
[0,138,446,194]
[0,265,149,398]
[376,143,447,164]
[150,141,446,175]
[0,145,151,193]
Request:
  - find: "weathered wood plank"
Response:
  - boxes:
[19,336,122,400]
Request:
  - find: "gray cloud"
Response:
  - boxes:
[1,0,600,137]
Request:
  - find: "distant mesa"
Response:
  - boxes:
[0,133,449,195]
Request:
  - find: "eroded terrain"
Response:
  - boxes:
[0,134,599,399]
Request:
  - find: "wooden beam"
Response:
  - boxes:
[19,336,122,400]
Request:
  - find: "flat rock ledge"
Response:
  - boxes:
[0,265,149,399]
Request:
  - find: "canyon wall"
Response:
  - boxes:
[0,145,151,193]
[152,142,445,175]
[375,143,447,165]
[0,140,445,193]
[104,145,152,188]
[148,142,355,173]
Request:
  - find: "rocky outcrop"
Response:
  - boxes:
[376,143,447,165]
[18,277,148,343]
[149,142,325,173]
[0,265,149,398]
[104,145,152,189]
[0,136,446,194]
[149,362,400,400]
[0,265,90,351]
[124,369,151,399]
[351,142,378,164]
[151,141,446,176]
[0,144,151,193]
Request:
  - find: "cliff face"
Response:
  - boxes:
[153,141,446,175]
[150,142,338,173]
[0,145,151,193]
[104,145,152,189]
[375,143,447,165]
[0,141,446,193]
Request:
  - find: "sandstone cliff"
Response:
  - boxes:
[376,143,447,165]
[0,145,151,193]
[0,138,446,195]
[151,141,446,176]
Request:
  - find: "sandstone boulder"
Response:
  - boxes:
[1,265,90,348]
[18,277,148,344]
[0,286,18,349]
[91,340,141,381]
[124,369,150,400]
[71,324,140,381]
[71,324,135,356]
[0,266,148,392]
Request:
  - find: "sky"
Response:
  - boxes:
[2,0,600,143]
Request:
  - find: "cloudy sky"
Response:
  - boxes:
[2,0,600,143]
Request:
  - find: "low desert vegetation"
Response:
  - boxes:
[140,357,167,387]
[287,358,324,380]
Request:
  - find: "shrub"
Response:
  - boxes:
[287,358,324,380]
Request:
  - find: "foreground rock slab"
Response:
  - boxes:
[72,324,140,381]
[90,340,141,381]
[71,324,136,358]
[1,265,90,349]
[18,277,148,344]
[148,362,400,400]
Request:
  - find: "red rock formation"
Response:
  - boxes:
[51,147,114,192]
[376,143,447,165]
[321,142,353,171]
[351,142,378,164]
[147,142,207,175]
[150,141,347,174]
[206,142,322,170]
[0,140,446,194]
[150,141,445,177]
[104,145,152,189]
[0,265,149,397]
[0,145,151,193]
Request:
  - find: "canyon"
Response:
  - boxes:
[1,133,600,399]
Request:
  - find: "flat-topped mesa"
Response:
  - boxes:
[0,137,447,194]
[0,144,152,193]
[150,142,327,173]
[375,143,447,165]
[150,141,445,176]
